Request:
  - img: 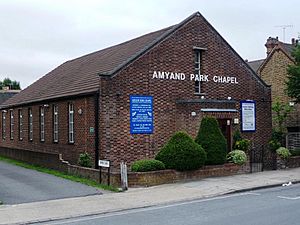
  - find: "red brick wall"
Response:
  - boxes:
[99,15,272,168]
[0,95,97,165]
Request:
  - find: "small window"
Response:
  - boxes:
[68,103,74,143]
[10,110,14,140]
[2,111,6,140]
[28,108,33,141]
[53,105,58,143]
[40,107,45,142]
[19,109,23,141]
[194,50,202,94]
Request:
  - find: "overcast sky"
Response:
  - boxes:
[1,0,299,89]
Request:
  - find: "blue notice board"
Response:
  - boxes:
[130,95,153,134]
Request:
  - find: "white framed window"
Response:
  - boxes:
[19,109,23,140]
[68,103,74,143]
[2,111,6,140]
[40,107,45,142]
[10,110,14,140]
[53,105,58,143]
[194,50,201,94]
[28,108,33,141]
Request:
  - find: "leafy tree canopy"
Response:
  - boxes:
[0,77,21,90]
[286,44,300,103]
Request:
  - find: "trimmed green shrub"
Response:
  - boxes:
[155,131,207,171]
[227,150,247,165]
[78,152,92,168]
[131,159,165,172]
[276,147,291,160]
[290,148,300,156]
[195,117,227,165]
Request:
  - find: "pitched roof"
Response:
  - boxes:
[1,22,179,108]
[2,11,269,108]
[247,59,264,72]
[0,91,20,105]
[248,40,296,74]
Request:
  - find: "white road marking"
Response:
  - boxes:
[277,196,300,200]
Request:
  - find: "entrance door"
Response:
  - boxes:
[218,119,232,152]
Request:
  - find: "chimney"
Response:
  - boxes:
[292,38,295,45]
[265,37,279,55]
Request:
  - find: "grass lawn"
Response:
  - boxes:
[0,156,119,192]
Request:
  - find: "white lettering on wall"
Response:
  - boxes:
[152,71,238,84]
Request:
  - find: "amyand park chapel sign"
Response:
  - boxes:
[152,70,238,84]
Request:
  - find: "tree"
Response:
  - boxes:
[0,77,21,90]
[286,44,300,103]
[195,117,227,165]
[272,99,293,133]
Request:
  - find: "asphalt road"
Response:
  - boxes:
[41,184,300,225]
[0,161,102,204]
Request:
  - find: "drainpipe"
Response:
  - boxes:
[94,91,100,169]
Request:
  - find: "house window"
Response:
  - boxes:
[19,109,23,141]
[10,110,14,140]
[53,105,58,143]
[28,108,33,141]
[68,103,74,143]
[194,50,202,94]
[40,107,45,142]
[2,111,6,140]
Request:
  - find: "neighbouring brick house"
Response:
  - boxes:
[248,37,300,150]
[0,12,272,169]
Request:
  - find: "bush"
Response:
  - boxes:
[195,117,227,165]
[227,150,247,165]
[276,147,291,160]
[78,152,92,168]
[155,131,207,171]
[131,159,165,172]
[269,129,284,152]
[232,130,242,149]
[290,148,300,156]
[234,139,251,152]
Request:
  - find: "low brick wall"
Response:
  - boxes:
[0,147,68,172]
[287,156,300,168]
[128,163,243,187]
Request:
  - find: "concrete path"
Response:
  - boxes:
[0,161,102,204]
[1,167,300,224]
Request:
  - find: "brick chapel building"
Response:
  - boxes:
[248,37,300,150]
[0,12,272,169]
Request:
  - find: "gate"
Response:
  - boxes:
[250,145,264,173]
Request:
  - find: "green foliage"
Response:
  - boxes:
[0,77,21,90]
[78,152,92,168]
[227,150,247,165]
[234,139,251,152]
[131,159,165,172]
[276,147,291,160]
[290,148,300,156]
[268,129,284,152]
[286,44,300,103]
[232,130,242,149]
[272,99,293,133]
[155,131,207,171]
[195,117,227,165]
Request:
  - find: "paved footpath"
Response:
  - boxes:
[1,167,300,225]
